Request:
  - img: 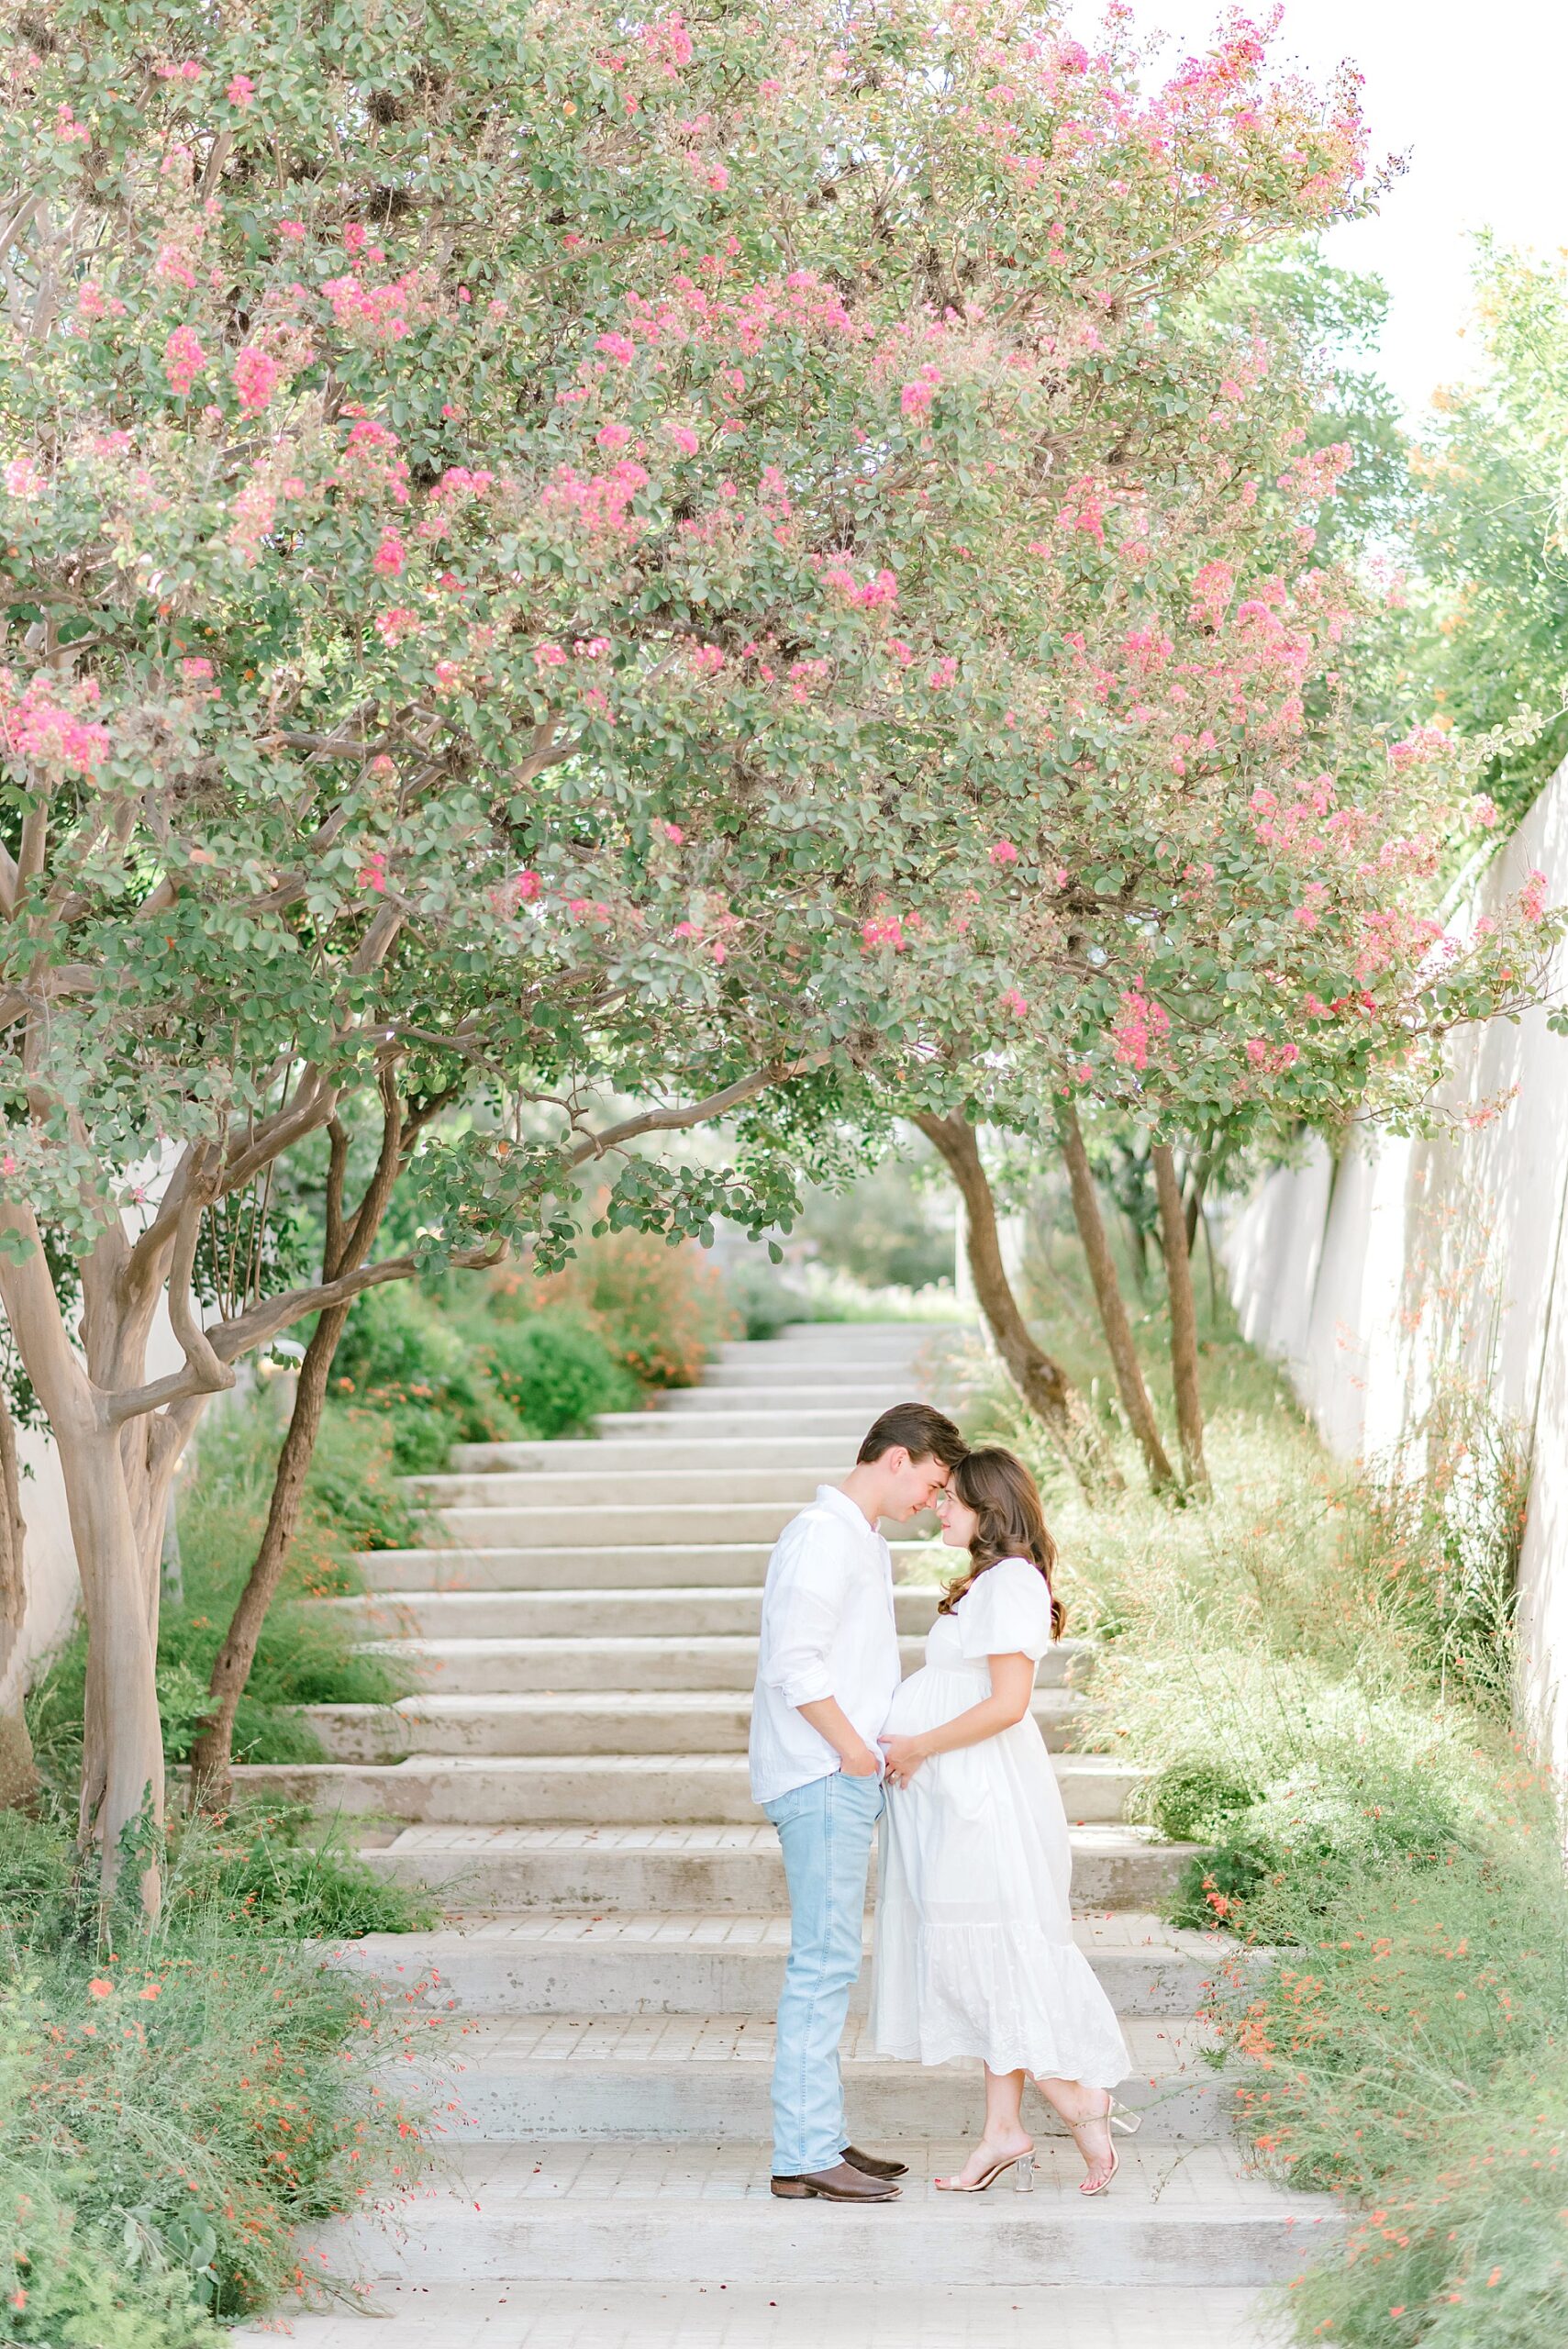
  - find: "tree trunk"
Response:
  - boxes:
[1152,1141,1209,1494]
[186,1299,351,1812]
[1183,1153,1209,1256]
[1059,1104,1177,1493]
[189,1087,406,1810]
[913,1111,1120,1494]
[0,1386,39,1811]
[60,1425,166,1915]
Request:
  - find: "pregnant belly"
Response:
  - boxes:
[886,1663,989,1737]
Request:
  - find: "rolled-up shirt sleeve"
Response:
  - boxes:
[760,1529,845,1709]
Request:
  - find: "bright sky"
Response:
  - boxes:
[1071,0,1568,420]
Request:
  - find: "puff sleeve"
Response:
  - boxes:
[956,1556,1054,1662]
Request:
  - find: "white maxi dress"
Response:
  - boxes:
[870,1555,1131,2085]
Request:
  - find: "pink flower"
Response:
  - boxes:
[278,219,306,240]
[374,607,420,646]
[1110,988,1169,1072]
[595,422,633,451]
[666,424,700,456]
[231,344,281,414]
[900,380,936,417]
[861,913,906,952]
[1,685,111,776]
[999,987,1029,1018]
[1472,795,1499,830]
[927,657,958,691]
[358,849,388,893]
[595,331,636,364]
[227,72,255,106]
[4,457,44,500]
[989,841,1019,866]
[373,527,406,576]
[515,868,541,901]
[533,643,568,670]
[1520,869,1548,924]
[181,656,214,682]
[658,821,685,844]
[162,325,208,396]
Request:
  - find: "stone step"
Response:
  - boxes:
[267,1751,1136,1829]
[449,1436,868,1475]
[654,1382,922,1413]
[696,1362,945,1389]
[719,1325,962,1355]
[436,1503,808,1549]
[594,1407,882,1442]
[425,2014,1235,2144]
[417,1466,848,1510]
[348,1630,1095,1693]
[334,1910,1229,2020]
[313,2141,1339,2288]
[311,1584,962,1641]
[340,1822,1198,1911]
[355,1544,785,1591]
[302,1688,1104,1764]
[230,2278,1288,2349]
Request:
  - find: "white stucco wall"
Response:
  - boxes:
[1224,764,1568,1770]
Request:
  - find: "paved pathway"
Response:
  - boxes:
[234,1322,1325,2343]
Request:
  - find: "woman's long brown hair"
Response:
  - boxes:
[937,1446,1065,1642]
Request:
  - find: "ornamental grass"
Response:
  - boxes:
[0,1806,451,2342]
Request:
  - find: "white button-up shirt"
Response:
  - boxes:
[749,1485,902,1805]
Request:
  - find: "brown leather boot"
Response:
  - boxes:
[842,2143,909,2180]
[771,2161,902,2202]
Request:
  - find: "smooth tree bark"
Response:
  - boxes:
[1151,1142,1209,1494]
[1058,1105,1177,1494]
[0,1385,39,1810]
[912,1111,1120,1495]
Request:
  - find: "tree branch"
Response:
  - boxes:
[568,1065,789,1164]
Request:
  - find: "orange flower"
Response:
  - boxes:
[87,1977,113,1999]
[139,1982,162,2000]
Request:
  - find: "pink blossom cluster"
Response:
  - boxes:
[821,562,899,610]
[163,325,208,396]
[321,273,415,344]
[1110,988,1170,1071]
[861,914,907,952]
[0,681,111,776]
[540,460,650,539]
[1244,1037,1300,1073]
[334,417,411,505]
[231,344,282,414]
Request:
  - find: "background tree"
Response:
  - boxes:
[1408,241,1568,828]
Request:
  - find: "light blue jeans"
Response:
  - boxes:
[762,1769,884,2176]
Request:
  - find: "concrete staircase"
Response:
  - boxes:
[234,1321,1328,2345]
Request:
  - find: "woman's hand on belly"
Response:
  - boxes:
[879,1731,929,1789]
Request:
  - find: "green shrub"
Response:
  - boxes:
[526,1223,735,1387]
[725,1257,812,1340]
[333,1282,524,1473]
[1140,1757,1259,1844]
[0,1810,444,2332]
[476,1309,640,1435]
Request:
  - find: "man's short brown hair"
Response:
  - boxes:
[856,1402,967,1470]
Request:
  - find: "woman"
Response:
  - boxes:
[869,1446,1138,2194]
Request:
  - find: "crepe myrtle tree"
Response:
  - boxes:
[853,376,1563,1490]
[0,0,1395,1876]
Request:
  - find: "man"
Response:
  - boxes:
[750,1400,968,2203]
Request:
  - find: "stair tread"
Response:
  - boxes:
[348,1908,1222,1955]
[373,1820,1189,1854]
[360,2137,1328,2216]
[318,1687,1096,1719]
[431,2012,1219,2070]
